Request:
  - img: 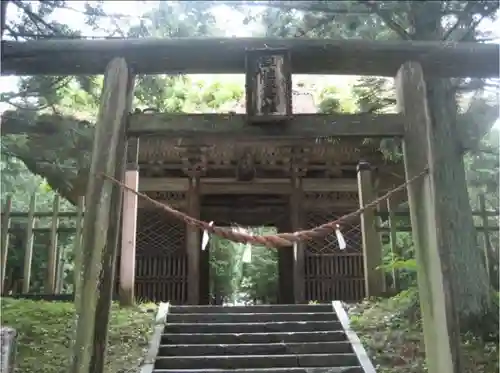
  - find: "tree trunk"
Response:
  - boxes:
[425,78,492,323]
[1,1,8,38]
[411,1,491,324]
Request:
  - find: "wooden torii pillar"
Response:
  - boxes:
[396,61,462,373]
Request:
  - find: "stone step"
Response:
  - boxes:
[165,320,342,334]
[169,304,333,314]
[167,312,337,324]
[159,341,353,356]
[161,330,347,345]
[153,367,363,373]
[154,353,359,370]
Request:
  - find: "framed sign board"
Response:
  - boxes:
[245,48,293,124]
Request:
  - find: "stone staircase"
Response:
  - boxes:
[142,302,375,373]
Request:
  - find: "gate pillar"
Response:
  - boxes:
[185,175,201,305]
[290,158,306,303]
[357,161,385,297]
[182,147,207,305]
[119,164,139,306]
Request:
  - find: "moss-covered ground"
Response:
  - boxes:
[349,289,499,373]
[2,294,498,373]
[1,298,155,373]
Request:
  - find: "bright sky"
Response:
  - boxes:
[0,1,499,128]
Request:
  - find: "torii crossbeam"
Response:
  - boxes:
[1,37,499,77]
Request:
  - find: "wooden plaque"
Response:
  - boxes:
[245,48,292,124]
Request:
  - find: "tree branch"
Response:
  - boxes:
[359,1,412,40]
[230,1,376,15]
[294,14,338,38]
[442,2,479,40]
[11,0,59,35]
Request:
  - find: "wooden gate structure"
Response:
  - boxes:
[2,35,499,373]
[122,138,402,304]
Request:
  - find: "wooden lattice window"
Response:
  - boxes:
[305,210,362,254]
[136,208,185,256]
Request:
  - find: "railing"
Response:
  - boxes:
[374,193,499,290]
[0,194,84,295]
[1,191,497,301]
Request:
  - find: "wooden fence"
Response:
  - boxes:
[0,191,498,297]
[374,194,499,291]
[0,194,84,295]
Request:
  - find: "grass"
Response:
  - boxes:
[348,289,499,373]
[1,298,155,373]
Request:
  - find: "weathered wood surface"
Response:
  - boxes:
[291,173,305,303]
[357,161,384,297]
[45,194,59,293]
[245,48,292,123]
[120,121,139,301]
[0,326,17,373]
[0,196,12,293]
[396,61,462,373]
[139,177,359,193]
[91,72,135,373]
[68,57,130,373]
[386,197,401,291]
[120,169,139,306]
[127,113,405,138]
[72,197,85,296]
[186,176,201,305]
[22,194,36,294]
[2,38,498,77]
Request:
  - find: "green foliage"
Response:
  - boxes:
[349,292,499,373]
[1,298,153,372]
[209,226,278,304]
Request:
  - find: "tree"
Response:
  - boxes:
[1,1,227,200]
[244,0,499,325]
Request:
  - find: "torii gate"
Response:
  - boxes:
[2,37,499,373]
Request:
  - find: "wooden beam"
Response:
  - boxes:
[357,161,385,297]
[91,71,135,373]
[138,177,358,193]
[291,174,305,304]
[128,113,404,138]
[396,61,462,373]
[3,38,498,77]
[186,175,201,305]
[120,169,139,306]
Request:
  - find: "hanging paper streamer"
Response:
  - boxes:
[201,221,214,251]
[242,241,252,263]
[240,227,252,263]
[335,224,347,250]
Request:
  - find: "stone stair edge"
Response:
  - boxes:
[161,330,347,336]
[152,368,363,373]
[158,341,352,347]
[155,353,357,359]
[164,321,342,326]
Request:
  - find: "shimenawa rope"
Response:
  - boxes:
[100,168,429,248]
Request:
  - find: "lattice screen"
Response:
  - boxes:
[135,206,187,303]
[136,207,185,256]
[303,209,365,302]
[305,210,362,254]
